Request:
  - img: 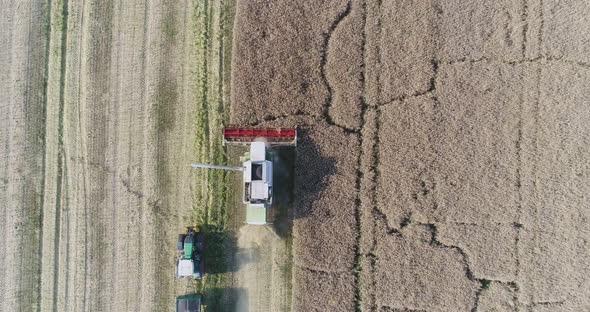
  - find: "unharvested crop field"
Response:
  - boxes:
[2,0,590,311]
[231,0,590,311]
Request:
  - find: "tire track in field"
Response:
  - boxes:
[107,1,142,310]
[49,0,68,310]
[0,1,50,311]
[137,0,159,308]
[81,1,113,310]
[62,0,85,310]
[37,2,67,312]
[0,2,16,308]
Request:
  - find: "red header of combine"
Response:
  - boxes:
[223,126,297,146]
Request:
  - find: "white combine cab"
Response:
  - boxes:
[241,141,273,224]
[192,127,296,225]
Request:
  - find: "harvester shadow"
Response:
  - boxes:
[269,145,296,238]
[290,128,337,221]
[269,127,337,237]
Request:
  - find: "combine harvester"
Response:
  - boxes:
[192,126,297,225]
[175,227,204,279]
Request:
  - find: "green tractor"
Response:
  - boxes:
[175,227,204,279]
[175,294,203,312]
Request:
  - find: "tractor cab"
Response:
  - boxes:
[177,258,197,277]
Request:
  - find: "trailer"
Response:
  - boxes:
[175,294,203,312]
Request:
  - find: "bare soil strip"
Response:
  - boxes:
[234,225,292,312]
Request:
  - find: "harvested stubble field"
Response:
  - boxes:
[1,0,236,310]
[231,0,590,311]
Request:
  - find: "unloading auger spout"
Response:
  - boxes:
[190,163,244,171]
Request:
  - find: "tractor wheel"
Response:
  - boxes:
[176,234,186,250]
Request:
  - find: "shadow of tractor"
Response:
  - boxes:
[197,224,257,274]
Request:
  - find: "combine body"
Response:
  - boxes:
[242,142,274,224]
[192,126,297,225]
[175,227,204,279]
